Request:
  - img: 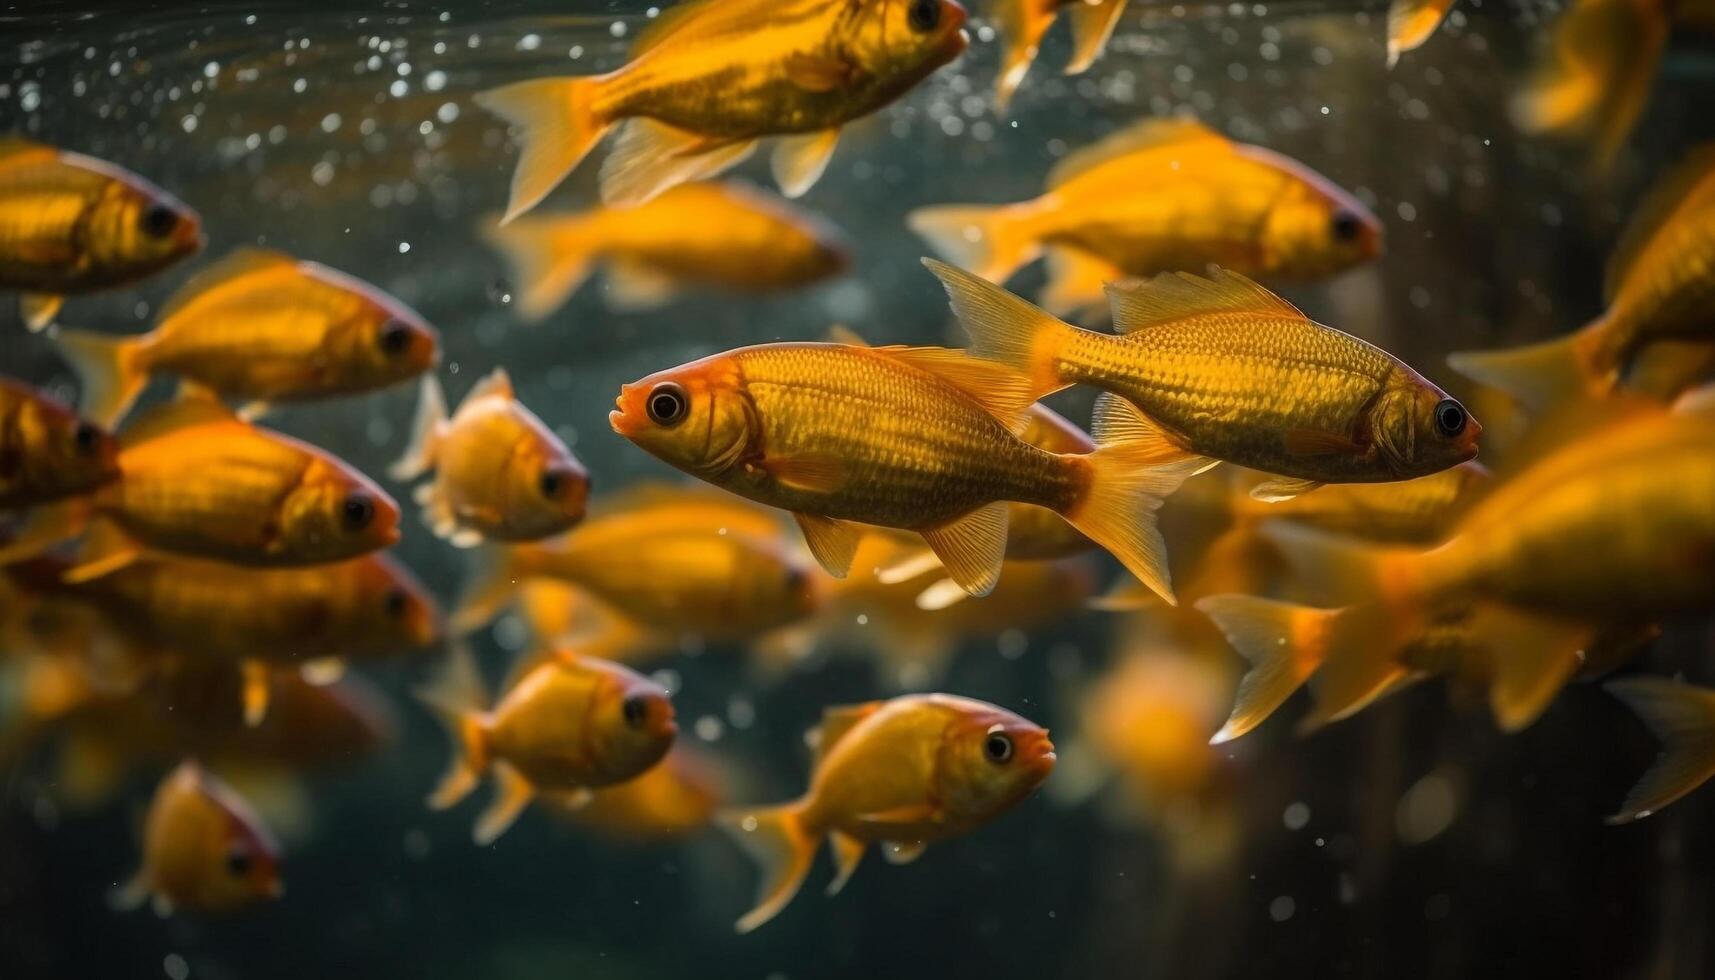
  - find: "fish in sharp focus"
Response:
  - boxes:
[1451,145,1715,412]
[0,375,119,510]
[1385,0,1457,66]
[482,181,850,321]
[50,248,440,427]
[927,260,1478,500]
[390,369,589,546]
[474,0,970,216]
[419,646,677,845]
[610,339,1205,602]
[909,118,1382,318]
[0,137,203,331]
[720,693,1053,932]
[989,0,1128,109]
[112,761,282,916]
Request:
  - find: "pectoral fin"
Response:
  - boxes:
[783,52,856,92]
[853,802,938,828]
[1249,477,1325,502]
[771,129,841,198]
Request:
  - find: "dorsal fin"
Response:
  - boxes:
[866,345,1034,429]
[1047,117,1229,189]
[810,702,883,768]
[1604,144,1715,303]
[460,367,515,408]
[826,323,869,347]
[1106,267,1304,334]
[157,248,297,323]
[0,136,54,163]
[118,387,237,447]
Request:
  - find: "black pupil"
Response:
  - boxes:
[1331,211,1361,242]
[623,695,650,729]
[384,588,408,617]
[985,733,1012,762]
[73,423,99,453]
[379,321,412,354]
[647,387,685,425]
[1436,400,1466,436]
[140,203,178,238]
[343,493,375,530]
[909,0,940,31]
[226,848,252,876]
[539,468,562,498]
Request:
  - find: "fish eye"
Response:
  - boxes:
[383,587,409,618]
[225,846,253,878]
[907,0,941,32]
[622,693,651,730]
[378,319,413,355]
[1434,398,1467,438]
[538,466,568,499]
[1330,210,1364,243]
[645,382,688,427]
[983,731,1014,764]
[342,492,376,531]
[139,203,180,239]
[72,422,101,455]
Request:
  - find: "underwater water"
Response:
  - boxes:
[5,1,1715,978]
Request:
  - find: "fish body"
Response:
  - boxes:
[562,746,725,842]
[1228,459,1490,545]
[114,761,282,915]
[0,375,118,510]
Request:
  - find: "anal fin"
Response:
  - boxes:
[473,761,537,845]
[793,513,862,578]
[919,502,1009,598]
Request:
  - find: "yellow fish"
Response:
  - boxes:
[112,761,282,916]
[483,181,850,321]
[1605,677,1715,822]
[476,0,969,216]
[910,119,1381,317]
[721,693,1053,932]
[1385,0,1457,66]
[989,0,1127,108]
[1224,459,1491,546]
[391,369,589,546]
[0,137,203,330]
[0,375,118,510]
[557,746,726,842]
[52,248,441,427]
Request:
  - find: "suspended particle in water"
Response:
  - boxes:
[488,277,514,306]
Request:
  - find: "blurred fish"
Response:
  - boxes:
[611,340,1201,601]
[928,261,1478,501]
[1451,146,1715,411]
[1606,676,1715,822]
[51,248,440,427]
[555,746,726,842]
[391,369,589,546]
[112,761,282,916]
[910,119,1381,317]
[483,181,850,321]
[1385,0,1456,66]
[989,0,1127,108]
[1223,459,1491,546]
[420,647,677,845]
[475,0,969,215]
[0,137,203,331]
[0,375,118,510]
[719,693,1053,932]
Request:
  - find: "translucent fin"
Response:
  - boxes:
[826,831,866,896]
[417,646,491,810]
[1476,603,1591,733]
[1040,247,1123,319]
[1106,267,1303,333]
[479,213,598,322]
[869,345,1034,428]
[1298,603,1414,731]
[919,502,1009,598]
[1447,331,1596,414]
[809,702,883,768]
[1064,0,1128,75]
[474,77,611,224]
[1249,476,1325,502]
[241,659,272,728]
[108,870,151,912]
[117,389,235,447]
[0,498,91,568]
[20,293,63,332]
[1047,117,1226,189]
[766,453,848,493]
[990,0,1058,109]
[908,205,1040,286]
[782,53,856,92]
[1606,677,1715,823]
[793,513,861,578]
[1088,391,1197,466]
[473,761,535,845]
[52,328,146,428]
[1257,522,1393,607]
[600,118,756,207]
[914,577,971,611]
[1385,0,1455,67]
[451,545,529,635]
[718,802,817,933]
[770,129,840,198]
[1196,595,1341,742]
[604,259,680,311]
[921,257,1072,398]
[389,374,448,481]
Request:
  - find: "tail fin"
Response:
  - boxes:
[451,545,535,635]
[921,257,1072,398]
[480,214,599,323]
[718,801,817,933]
[1196,595,1343,743]
[1447,330,1598,414]
[908,206,1040,287]
[53,329,147,428]
[1605,677,1715,823]
[1064,0,1126,75]
[1385,0,1454,67]
[474,77,610,224]
[416,646,491,811]
[989,0,1058,109]
[388,374,448,481]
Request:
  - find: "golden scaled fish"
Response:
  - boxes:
[420,647,677,845]
[483,181,850,322]
[1385,0,1457,66]
[556,745,726,842]
[391,369,589,546]
[989,0,1127,108]
[909,119,1382,318]
[0,375,118,510]
[1451,145,1715,412]
[611,340,1204,603]
[1605,677,1715,823]
[112,761,282,916]
[51,248,440,427]
[722,694,1052,932]
[0,137,203,331]
[0,393,400,578]
[475,0,970,217]
[928,260,1480,501]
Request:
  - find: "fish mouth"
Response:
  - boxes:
[609,387,634,437]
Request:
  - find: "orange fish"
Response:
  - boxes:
[391,369,589,546]
[0,375,118,510]
[112,761,282,915]
[557,746,727,842]
[1386,0,1457,66]
[51,248,440,427]
[990,0,1127,108]
[484,181,850,321]
[476,0,969,215]
[420,647,677,844]
[721,694,1053,932]
[0,137,203,330]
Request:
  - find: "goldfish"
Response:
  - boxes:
[483,181,850,321]
[0,137,203,331]
[1451,145,1715,412]
[720,693,1053,932]
[112,761,282,916]
[909,119,1382,318]
[420,647,677,845]
[928,260,1479,502]
[51,248,440,427]
[1605,677,1715,822]
[475,0,969,216]
[390,369,589,546]
[1385,0,1457,66]
[989,0,1127,108]
[0,375,119,510]
[1224,460,1492,546]
[556,746,726,842]
[0,393,400,578]
[1070,646,1234,810]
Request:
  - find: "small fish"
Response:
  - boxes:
[483,181,850,321]
[475,0,969,216]
[557,746,726,842]
[1605,677,1715,822]
[910,119,1382,317]
[0,375,118,510]
[420,647,677,845]
[1451,145,1715,411]
[610,339,1203,602]
[720,693,1053,932]
[1385,0,1457,66]
[1074,646,1234,808]
[989,0,1127,109]
[52,248,440,427]
[928,260,1478,501]
[391,369,589,546]
[0,137,203,331]
[112,761,282,916]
